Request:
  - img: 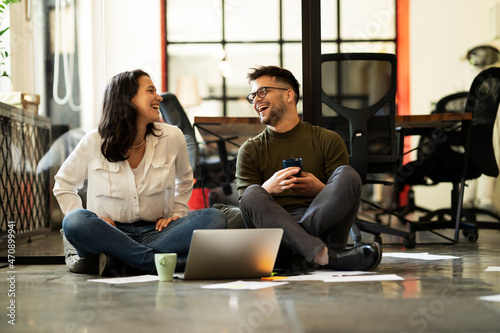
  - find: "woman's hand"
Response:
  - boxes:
[100,217,116,228]
[156,216,180,232]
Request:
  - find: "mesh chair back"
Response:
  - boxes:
[426,67,500,182]
[159,92,199,172]
[320,53,399,181]
[415,92,469,162]
[159,92,196,140]
[434,92,468,114]
[465,67,500,177]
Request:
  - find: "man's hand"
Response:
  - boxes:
[156,216,180,232]
[100,217,116,228]
[262,167,302,194]
[288,171,325,197]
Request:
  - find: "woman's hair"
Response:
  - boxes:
[247,65,301,104]
[98,69,160,162]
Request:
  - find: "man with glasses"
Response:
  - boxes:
[236,65,382,272]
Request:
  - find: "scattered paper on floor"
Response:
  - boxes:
[264,272,402,283]
[320,274,404,283]
[485,266,500,272]
[282,270,375,282]
[479,294,500,302]
[202,280,288,290]
[383,252,461,260]
[88,275,159,284]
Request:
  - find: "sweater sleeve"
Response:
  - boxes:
[320,129,350,179]
[236,139,264,200]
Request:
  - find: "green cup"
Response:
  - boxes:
[154,253,177,282]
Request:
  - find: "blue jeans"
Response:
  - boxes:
[240,165,362,262]
[62,208,227,273]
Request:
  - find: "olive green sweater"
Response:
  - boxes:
[236,121,349,210]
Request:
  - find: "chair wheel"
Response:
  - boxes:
[462,230,478,242]
[404,234,416,249]
[374,235,382,244]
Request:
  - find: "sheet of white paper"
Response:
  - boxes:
[485,266,500,272]
[383,252,461,260]
[279,275,326,282]
[479,294,500,302]
[284,270,375,281]
[310,270,376,276]
[321,274,404,283]
[88,275,159,284]
[202,280,288,290]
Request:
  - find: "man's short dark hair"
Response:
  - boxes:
[247,66,300,104]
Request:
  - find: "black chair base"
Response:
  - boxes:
[410,206,500,244]
[375,187,431,223]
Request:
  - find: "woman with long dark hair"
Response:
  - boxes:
[54,69,227,276]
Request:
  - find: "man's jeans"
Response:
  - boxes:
[62,208,227,273]
[240,165,361,262]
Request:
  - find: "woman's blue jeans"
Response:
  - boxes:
[62,208,227,273]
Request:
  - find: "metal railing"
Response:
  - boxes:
[0,102,51,244]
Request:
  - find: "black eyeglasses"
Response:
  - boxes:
[247,86,289,104]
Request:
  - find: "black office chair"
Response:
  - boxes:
[435,91,500,227]
[386,92,469,221]
[158,92,199,170]
[435,92,469,114]
[396,67,500,242]
[320,53,413,247]
[159,93,236,203]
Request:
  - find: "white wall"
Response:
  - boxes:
[3,0,162,129]
[77,0,162,131]
[410,0,494,116]
[410,0,500,211]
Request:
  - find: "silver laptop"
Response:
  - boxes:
[175,228,283,280]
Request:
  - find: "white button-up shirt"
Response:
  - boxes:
[53,123,193,223]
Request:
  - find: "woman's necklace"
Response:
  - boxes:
[130,139,146,149]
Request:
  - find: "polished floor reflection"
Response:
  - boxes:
[1,225,500,332]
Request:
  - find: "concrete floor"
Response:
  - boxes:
[1,220,500,332]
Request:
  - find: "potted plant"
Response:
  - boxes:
[0,0,20,79]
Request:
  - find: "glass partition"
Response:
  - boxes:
[165,0,396,119]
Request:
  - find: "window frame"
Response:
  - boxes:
[164,0,397,116]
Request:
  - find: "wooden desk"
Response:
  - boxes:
[395,112,472,127]
[194,116,266,154]
[194,113,473,142]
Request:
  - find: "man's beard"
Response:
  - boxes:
[260,100,286,127]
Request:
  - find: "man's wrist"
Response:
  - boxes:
[261,183,272,194]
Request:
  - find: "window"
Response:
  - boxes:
[44,0,82,133]
[165,0,396,119]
